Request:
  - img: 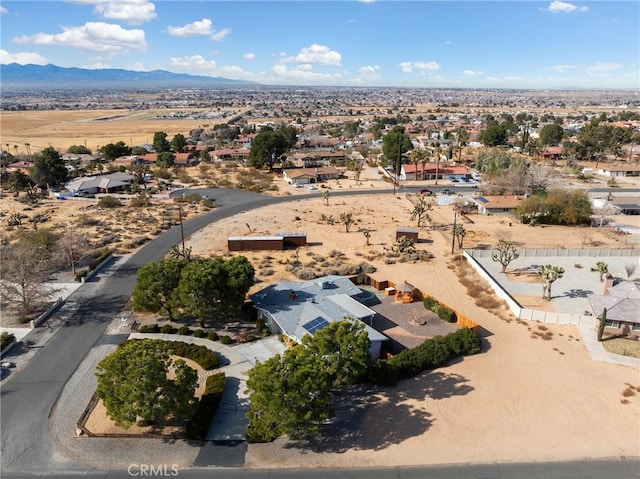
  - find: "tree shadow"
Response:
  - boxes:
[560,288,594,299]
[284,370,473,453]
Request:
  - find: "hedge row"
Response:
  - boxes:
[139,324,234,345]
[368,328,482,386]
[185,372,226,440]
[164,340,219,370]
[423,296,456,322]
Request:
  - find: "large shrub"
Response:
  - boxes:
[185,372,226,440]
[164,340,219,369]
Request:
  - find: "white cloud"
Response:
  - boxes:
[463,69,483,76]
[584,62,623,74]
[128,61,146,71]
[548,64,578,72]
[167,18,230,41]
[358,65,381,81]
[546,1,588,13]
[272,63,342,83]
[84,62,111,69]
[14,22,147,53]
[292,44,341,66]
[1,6,8,14]
[399,61,440,73]
[0,49,48,65]
[243,53,255,60]
[169,55,217,72]
[93,0,157,25]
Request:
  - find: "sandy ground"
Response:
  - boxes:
[182,183,639,467]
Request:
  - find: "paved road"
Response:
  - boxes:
[2,187,638,478]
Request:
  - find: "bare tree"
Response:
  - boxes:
[1,242,57,315]
[58,229,90,275]
[491,240,519,273]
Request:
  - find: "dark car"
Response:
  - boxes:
[419,189,434,196]
[440,188,454,195]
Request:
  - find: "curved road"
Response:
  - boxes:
[1,187,638,478]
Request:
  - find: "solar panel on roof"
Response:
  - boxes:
[476,196,489,204]
[303,317,329,334]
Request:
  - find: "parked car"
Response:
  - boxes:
[305,184,318,190]
[440,188,454,195]
[419,189,434,196]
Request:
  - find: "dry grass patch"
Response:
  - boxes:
[602,338,640,358]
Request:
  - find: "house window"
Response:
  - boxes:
[605,320,620,328]
[502,208,510,212]
[632,324,640,331]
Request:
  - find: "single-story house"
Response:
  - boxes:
[597,164,640,178]
[210,148,250,162]
[138,152,196,166]
[472,195,524,216]
[283,166,340,185]
[64,172,134,195]
[250,275,389,359]
[400,163,470,181]
[541,146,563,161]
[587,280,640,340]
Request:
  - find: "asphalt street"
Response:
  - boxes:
[1,187,638,478]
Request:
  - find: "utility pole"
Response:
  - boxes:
[394,136,401,195]
[451,205,458,254]
[178,205,186,255]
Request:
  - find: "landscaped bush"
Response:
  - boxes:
[1,332,16,350]
[368,328,482,386]
[178,326,191,336]
[423,296,457,323]
[207,331,219,341]
[220,335,232,345]
[164,341,219,369]
[193,329,205,338]
[186,372,226,440]
[160,324,173,334]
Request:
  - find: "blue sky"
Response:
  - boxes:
[1,1,638,89]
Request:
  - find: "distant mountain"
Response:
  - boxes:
[0,63,258,87]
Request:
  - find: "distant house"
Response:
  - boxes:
[587,280,640,340]
[210,148,250,162]
[288,150,346,167]
[64,172,134,195]
[282,166,340,185]
[597,164,640,178]
[250,275,388,359]
[472,195,525,216]
[400,163,470,181]
[541,146,563,161]
[138,152,196,166]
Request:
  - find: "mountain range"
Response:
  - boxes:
[0,63,258,88]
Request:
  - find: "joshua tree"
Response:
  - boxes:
[321,189,330,206]
[410,194,434,227]
[539,264,564,301]
[362,230,371,246]
[339,211,356,233]
[453,223,467,249]
[491,240,519,273]
[593,261,609,282]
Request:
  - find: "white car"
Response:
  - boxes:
[305,184,318,190]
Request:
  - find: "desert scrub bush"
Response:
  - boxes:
[259,268,274,276]
[76,215,100,227]
[296,268,317,280]
[139,324,158,333]
[98,196,121,208]
[130,195,152,208]
[160,324,173,334]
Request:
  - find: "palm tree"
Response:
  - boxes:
[433,144,442,185]
[409,148,426,181]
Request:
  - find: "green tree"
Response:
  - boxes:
[491,240,519,273]
[156,151,175,168]
[301,319,370,387]
[8,170,35,196]
[409,148,428,181]
[382,126,412,173]
[132,259,187,320]
[539,124,564,146]
[100,141,131,162]
[170,133,187,153]
[479,120,508,147]
[67,145,92,154]
[31,146,67,189]
[153,131,170,153]
[249,127,289,170]
[178,256,254,327]
[245,346,331,443]
[95,339,198,428]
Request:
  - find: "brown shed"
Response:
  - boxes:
[228,236,284,251]
[396,228,419,243]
